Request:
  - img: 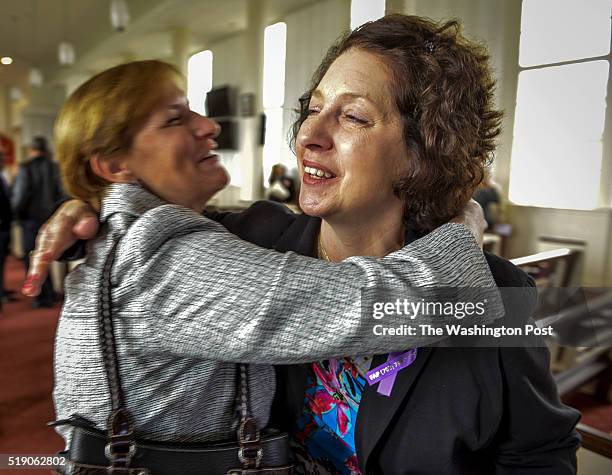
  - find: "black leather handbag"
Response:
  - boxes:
[51,240,294,475]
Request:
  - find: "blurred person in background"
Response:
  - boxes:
[0,150,14,304]
[473,169,502,230]
[266,163,296,203]
[12,136,64,308]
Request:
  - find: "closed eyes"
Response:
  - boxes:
[165,115,183,126]
[306,107,369,125]
[344,113,369,125]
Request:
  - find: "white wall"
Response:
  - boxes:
[211,35,247,87]
[281,0,350,168]
[507,206,612,286]
[20,84,66,154]
[284,0,350,108]
[607,214,612,286]
[205,33,248,206]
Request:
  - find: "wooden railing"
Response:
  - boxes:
[578,423,612,459]
[510,248,579,287]
[512,249,612,459]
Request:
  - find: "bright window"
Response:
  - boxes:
[509,0,611,209]
[519,0,611,67]
[351,0,385,30]
[263,22,288,184]
[263,22,287,109]
[187,50,213,115]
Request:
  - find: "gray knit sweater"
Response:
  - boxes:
[53,183,497,446]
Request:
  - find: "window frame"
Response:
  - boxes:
[509,0,612,210]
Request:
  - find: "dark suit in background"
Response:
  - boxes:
[12,138,64,307]
[207,200,580,475]
[0,169,12,300]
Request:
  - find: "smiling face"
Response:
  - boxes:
[296,48,409,224]
[121,86,229,212]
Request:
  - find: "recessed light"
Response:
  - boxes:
[1,57,13,65]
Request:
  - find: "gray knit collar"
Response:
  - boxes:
[100,182,167,223]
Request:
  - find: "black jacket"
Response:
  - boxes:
[208,200,580,475]
[12,155,63,223]
[0,175,11,231]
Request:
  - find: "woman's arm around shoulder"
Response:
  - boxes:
[118,204,503,363]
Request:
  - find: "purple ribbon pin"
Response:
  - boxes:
[365,348,418,397]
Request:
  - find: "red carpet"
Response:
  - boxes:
[564,392,612,434]
[0,255,63,474]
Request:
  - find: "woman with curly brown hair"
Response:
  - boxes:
[29,14,578,474]
[292,15,502,237]
[268,15,578,474]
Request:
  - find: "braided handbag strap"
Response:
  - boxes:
[99,239,262,470]
[99,240,136,470]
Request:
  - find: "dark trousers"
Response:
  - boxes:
[21,220,55,305]
[0,229,10,298]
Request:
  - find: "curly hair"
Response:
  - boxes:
[290,14,503,233]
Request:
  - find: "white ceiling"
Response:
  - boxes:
[0,0,319,89]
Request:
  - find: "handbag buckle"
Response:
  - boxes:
[238,447,263,467]
[105,435,137,468]
[104,408,137,468]
[238,417,262,468]
[104,437,137,458]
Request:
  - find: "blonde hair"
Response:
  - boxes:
[55,60,185,205]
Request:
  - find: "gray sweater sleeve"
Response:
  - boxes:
[121,205,500,363]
